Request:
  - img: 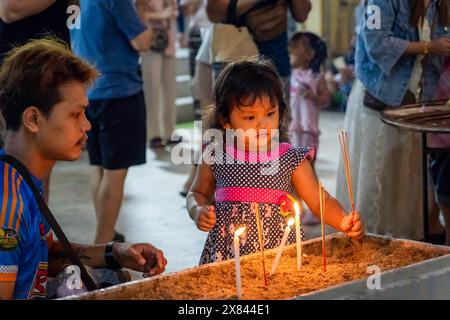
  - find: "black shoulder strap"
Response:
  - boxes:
[226,0,238,24]
[0,154,98,292]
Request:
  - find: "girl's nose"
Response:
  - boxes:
[257,118,268,130]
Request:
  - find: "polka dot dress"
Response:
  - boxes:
[199,142,314,265]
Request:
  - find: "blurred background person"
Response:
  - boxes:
[137,0,178,149]
[71,0,153,243]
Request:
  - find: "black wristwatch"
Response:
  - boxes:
[105,241,123,270]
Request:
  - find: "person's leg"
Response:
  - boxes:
[85,98,106,240]
[142,51,163,145]
[188,26,203,120]
[441,205,450,246]
[428,183,444,236]
[94,168,128,244]
[91,165,103,221]
[182,62,214,195]
[431,151,450,245]
[161,55,177,143]
[93,92,147,243]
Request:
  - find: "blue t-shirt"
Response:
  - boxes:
[70,0,147,100]
[0,151,52,299]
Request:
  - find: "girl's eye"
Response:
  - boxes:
[267,112,276,117]
[244,116,255,121]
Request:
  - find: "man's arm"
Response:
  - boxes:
[130,30,153,52]
[0,0,56,23]
[48,241,167,277]
[0,282,14,300]
[48,242,107,276]
[289,0,311,23]
[206,0,257,22]
[114,0,152,52]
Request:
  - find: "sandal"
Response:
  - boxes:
[149,137,165,148]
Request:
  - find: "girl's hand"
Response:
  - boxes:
[340,211,365,240]
[303,89,317,101]
[429,38,450,57]
[195,205,216,232]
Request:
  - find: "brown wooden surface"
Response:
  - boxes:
[381,101,450,134]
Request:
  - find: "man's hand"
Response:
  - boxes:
[112,243,167,277]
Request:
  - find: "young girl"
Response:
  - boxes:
[288,32,330,225]
[186,58,364,265]
[288,31,330,160]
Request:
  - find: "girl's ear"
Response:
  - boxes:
[219,115,231,130]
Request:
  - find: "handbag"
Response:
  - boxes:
[210,0,259,64]
[244,0,288,42]
[151,27,169,52]
[0,155,99,293]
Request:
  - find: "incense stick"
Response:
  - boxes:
[319,184,327,272]
[339,131,364,246]
[254,203,268,286]
[339,130,355,212]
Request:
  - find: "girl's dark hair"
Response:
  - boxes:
[411,0,450,27]
[205,57,290,142]
[289,32,328,73]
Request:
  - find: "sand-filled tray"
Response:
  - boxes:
[64,233,450,300]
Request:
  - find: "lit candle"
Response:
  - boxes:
[270,218,295,276]
[294,202,302,270]
[234,226,246,299]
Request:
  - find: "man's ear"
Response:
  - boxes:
[22,107,41,133]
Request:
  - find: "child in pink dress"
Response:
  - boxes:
[186,58,364,264]
[288,32,331,225]
[288,32,330,156]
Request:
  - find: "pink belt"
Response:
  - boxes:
[215,187,286,204]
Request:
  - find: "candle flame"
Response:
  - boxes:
[287,217,295,227]
[235,227,246,237]
[294,202,300,216]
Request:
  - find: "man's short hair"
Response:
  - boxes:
[0,37,99,131]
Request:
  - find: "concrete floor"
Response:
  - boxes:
[49,111,345,274]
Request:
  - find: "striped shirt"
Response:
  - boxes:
[0,150,52,299]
